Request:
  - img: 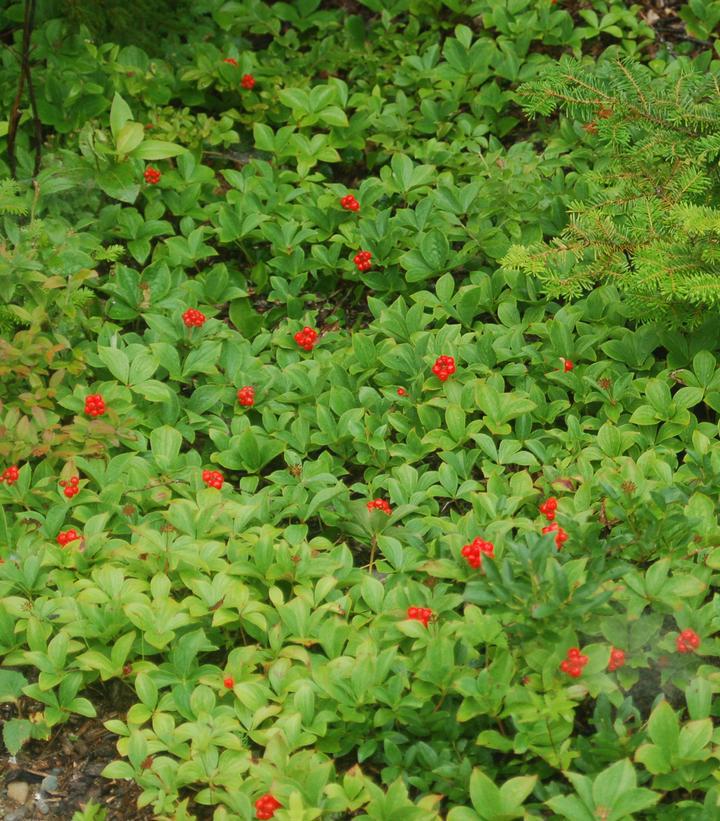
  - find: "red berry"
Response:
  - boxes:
[63,486,75,498]
[122,663,132,676]
[539,497,558,521]
[84,394,106,417]
[254,794,281,819]
[224,57,238,66]
[294,326,318,351]
[542,521,568,549]
[397,387,407,396]
[676,629,700,654]
[223,676,234,689]
[340,194,360,212]
[367,498,392,515]
[0,465,20,486]
[353,250,372,272]
[57,529,80,547]
[182,308,206,328]
[237,386,255,407]
[407,606,432,627]
[144,166,161,185]
[608,647,626,672]
[241,74,255,90]
[432,355,456,382]
[563,359,574,372]
[460,537,494,569]
[70,476,79,485]
[202,470,224,490]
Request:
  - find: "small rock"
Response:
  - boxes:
[40,774,59,794]
[5,809,27,821]
[36,798,50,815]
[7,781,30,804]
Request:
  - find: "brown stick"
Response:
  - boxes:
[7,0,40,178]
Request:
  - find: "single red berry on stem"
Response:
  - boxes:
[397,387,407,396]
[223,676,235,689]
[84,394,106,417]
[241,74,256,90]
[432,355,456,382]
[563,359,574,372]
[237,386,255,407]
[144,166,161,185]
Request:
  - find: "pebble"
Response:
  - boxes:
[7,780,29,804]
[40,774,59,794]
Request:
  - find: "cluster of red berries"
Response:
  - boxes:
[254,794,281,820]
[608,647,626,672]
[202,470,224,489]
[562,359,574,372]
[354,250,372,272]
[237,386,255,407]
[542,521,568,549]
[539,497,557,521]
[294,326,318,351]
[560,647,589,678]
[407,606,432,627]
[367,498,392,515]
[85,394,106,417]
[340,194,359,212]
[144,166,161,185]
[60,476,80,498]
[676,629,700,654]
[223,676,234,689]
[241,74,255,90]
[57,529,80,547]
[432,355,456,382]
[461,537,495,569]
[223,57,238,66]
[182,308,206,328]
[0,465,19,486]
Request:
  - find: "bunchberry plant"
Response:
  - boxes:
[539,497,558,521]
[367,498,392,515]
[241,74,255,90]
[60,476,80,498]
[608,648,626,672]
[560,647,589,678]
[542,521,568,549]
[57,529,80,546]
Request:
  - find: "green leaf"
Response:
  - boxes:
[420,229,449,271]
[115,122,145,156]
[0,670,28,702]
[132,139,187,159]
[647,700,679,753]
[97,164,140,204]
[3,718,32,755]
[592,760,635,811]
[150,425,183,468]
[469,769,504,819]
[110,93,133,140]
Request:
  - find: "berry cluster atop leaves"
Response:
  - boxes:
[294,326,318,351]
[461,537,495,569]
[560,647,589,678]
[353,250,372,272]
[57,529,80,547]
[223,57,238,66]
[237,386,255,407]
[182,308,206,328]
[608,647,626,672]
[254,794,281,820]
[367,498,392,515]
[539,497,558,521]
[143,166,161,184]
[432,355,455,381]
[340,194,359,212]
[60,476,80,498]
[0,465,19,486]
[542,521,568,549]
[676,629,700,654]
[84,394,106,417]
[241,74,255,90]
[407,606,432,627]
[223,676,234,689]
[202,470,224,489]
